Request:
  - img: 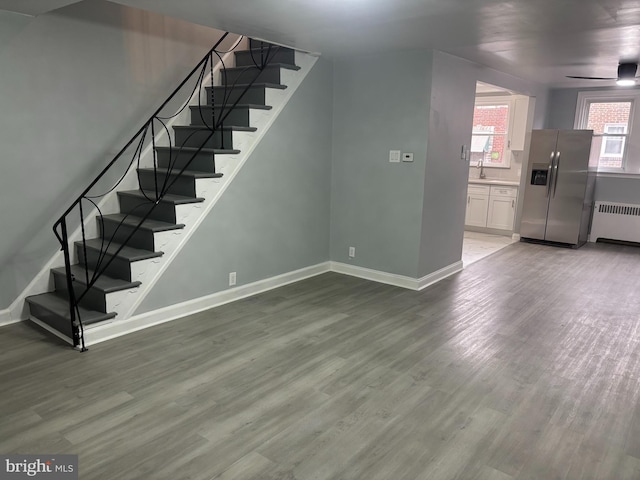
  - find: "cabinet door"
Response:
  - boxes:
[509,96,530,151]
[465,194,489,227]
[487,196,515,230]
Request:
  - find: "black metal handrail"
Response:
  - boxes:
[52,32,284,350]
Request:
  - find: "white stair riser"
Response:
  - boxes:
[130,257,163,284]
[104,287,140,314]
[153,229,184,252]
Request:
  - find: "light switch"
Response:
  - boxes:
[402,153,414,162]
[389,150,401,163]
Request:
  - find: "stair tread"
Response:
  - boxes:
[224,63,301,72]
[27,292,116,325]
[190,104,272,110]
[51,265,141,293]
[77,237,163,261]
[209,83,288,90]
[138,167,223,179]
[172,125,257,132]
[118,189,205,205]
[242,46,295,53]
[154,146,240,155]
[102,213,185,232]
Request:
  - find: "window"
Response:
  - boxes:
[471,102,511,168]
[583,101,631,169]
[575,91,640,173]
[601,124,626,159]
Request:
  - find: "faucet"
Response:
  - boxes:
[477,159,486,179]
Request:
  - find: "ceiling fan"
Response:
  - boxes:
[567,62,639,86]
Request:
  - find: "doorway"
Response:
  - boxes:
[462,231,517,266]
[462,81,534,266]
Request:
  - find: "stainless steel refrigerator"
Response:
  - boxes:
[520,129,596,247]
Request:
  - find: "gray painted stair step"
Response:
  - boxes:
[248,39,286,50]
[235,48,296,68]
[26,292,116,340]
[51,265,141,313]
[206,83,287,106]
[100,213,184,251]
[155,146,239,173]
[190,104,271,128]
[76,237,163,282]
[173,125,256,149]
[118,189,205,224]
[221,64,299,87]
[137,167,223,198]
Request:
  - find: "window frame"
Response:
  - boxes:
[574,90,637,173]
[601,123,627,159]
[471,97,514,169]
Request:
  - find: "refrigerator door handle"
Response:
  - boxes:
[553,151,561,197]
[547,151,555,197]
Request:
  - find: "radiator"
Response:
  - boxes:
[590,202,640,243]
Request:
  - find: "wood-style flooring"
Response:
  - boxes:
[2,241,640,479]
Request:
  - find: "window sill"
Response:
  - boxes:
[596,172,640,179]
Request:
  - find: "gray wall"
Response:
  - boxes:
[545,88,579,129]
[546,86,640,204]
[330,51,433,278]
[0,0,227,308]
[419,52,477,277]
[136,58,333,313]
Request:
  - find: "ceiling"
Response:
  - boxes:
[475,82,514,96]
[18,0,640,88]
[0,0,82,16]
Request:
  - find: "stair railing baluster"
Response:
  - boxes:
[210,52,219,162]
[59,218,82,349]
[78,199,90,288]
[151,119,158,201]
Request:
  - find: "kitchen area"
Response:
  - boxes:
[463,81,535,265]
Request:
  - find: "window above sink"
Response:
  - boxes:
[471,102,511,169]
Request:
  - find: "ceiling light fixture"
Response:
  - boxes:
[616,63,637,86]
[567,62,639,86]
[616,78,636,87]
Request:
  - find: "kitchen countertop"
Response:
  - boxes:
[468,179,520,187]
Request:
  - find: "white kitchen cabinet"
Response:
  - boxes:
[508,96,531,151]
[465,185,490,227]
[466,183,518,231]
[487,186,518,230]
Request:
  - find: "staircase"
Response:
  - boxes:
[25,37,313,349]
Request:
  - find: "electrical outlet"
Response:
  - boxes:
[389,150,401,163]
[402,152,414,162]
[348,247,356,258]
[229,272,237,286]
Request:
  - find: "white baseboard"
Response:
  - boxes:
[330,262,418,290]
[512,233,521,241]
[82,262,331,346]
[330,261,462,291]
[417,261,463,290]
[10,259,463,345]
